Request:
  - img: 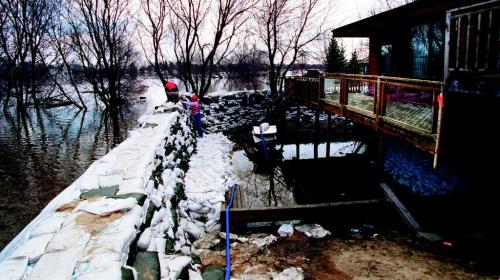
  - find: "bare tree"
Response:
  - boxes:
[61,0,137,109]
[164,0,256,98]
[255,0,330,96]
[137,0,170,98]
[0,0,58,111]
[368,0,414,16]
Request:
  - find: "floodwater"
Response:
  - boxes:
[0,105,146,250]
[0,76,267,251]
[230,105,382,210]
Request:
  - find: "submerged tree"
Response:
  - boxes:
[255,0,330,96]
[325,37,346,73]
[0,0,58,111]
[163,0,256,98]
[61,0,137,109]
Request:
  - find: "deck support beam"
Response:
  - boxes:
[380,183,422,233]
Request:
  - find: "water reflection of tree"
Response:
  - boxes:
[240,147,296,208]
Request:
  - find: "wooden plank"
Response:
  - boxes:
[222,199,388,223]
[380,183,422,233]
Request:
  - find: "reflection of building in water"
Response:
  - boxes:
[231,140,370,209]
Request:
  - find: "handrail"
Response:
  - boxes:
[285,73,443,135]
[284,73,445,167]
[322,73,444,86]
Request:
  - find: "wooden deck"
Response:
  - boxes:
[285,73,444,168]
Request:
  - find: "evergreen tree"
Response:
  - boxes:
[348,50,361,74]
[326,37,346,73]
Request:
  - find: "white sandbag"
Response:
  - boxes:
[277,224,294,237]
[207,204,221,221]
[167,228,175,240]
[137,228,153,250]
[101,204,143,234]
[205,219,220,233]
[28,237,89,280]
[0,256,28,280]
[150,195,163,208]
[90,161,115,175]
[185,221,203,240]
[80,197,136,216]
[155,238,167,255]
[150,210,163,227]
[117,178,145,195]
[76,257,122,280]
[181,246,191,255]
[159,255,191,280]
[188,270,203,280]
[123,167,142,180]
[146,238,158,252]
[81,229,136,264]
[78,174,100,191]
[98,174,123,188]
[187,201,203,212]
[11,233,54,262]
[29,212,67,238]
[45,226,91,253]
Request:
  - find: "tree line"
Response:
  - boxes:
[1,0,338,113]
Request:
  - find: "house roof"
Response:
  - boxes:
[332,0,482,37]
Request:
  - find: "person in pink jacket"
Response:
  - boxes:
[182,93,203,137]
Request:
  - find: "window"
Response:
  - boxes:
[411,21,444,79]
[380,44,392,76]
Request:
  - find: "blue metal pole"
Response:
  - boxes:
[225,184,237,280]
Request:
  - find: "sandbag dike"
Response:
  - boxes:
[0,102,207,280]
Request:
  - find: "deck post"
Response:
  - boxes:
[314,109,320,159]
[319,75,325,99]
[296,100,301,160]
[326,113,332,158]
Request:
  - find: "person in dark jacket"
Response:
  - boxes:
[165,81,180,102]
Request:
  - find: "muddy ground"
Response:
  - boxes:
[197,231,498,280]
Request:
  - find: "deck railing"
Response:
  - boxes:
[285,73,444,167]
[286,73,444,135]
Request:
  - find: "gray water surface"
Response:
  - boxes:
[0,104,146,250]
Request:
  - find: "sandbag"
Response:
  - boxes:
[98,174,124,188]
[11,233,54,263]
[133,251,160,280]
[159,255,191,280]
[80,186,119,199]
[0,256,28,280]
[111,193,147,206]
[201,265,225,280]
[80,198,136,216]
[29,212,67,238]
[137,228,153,250]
